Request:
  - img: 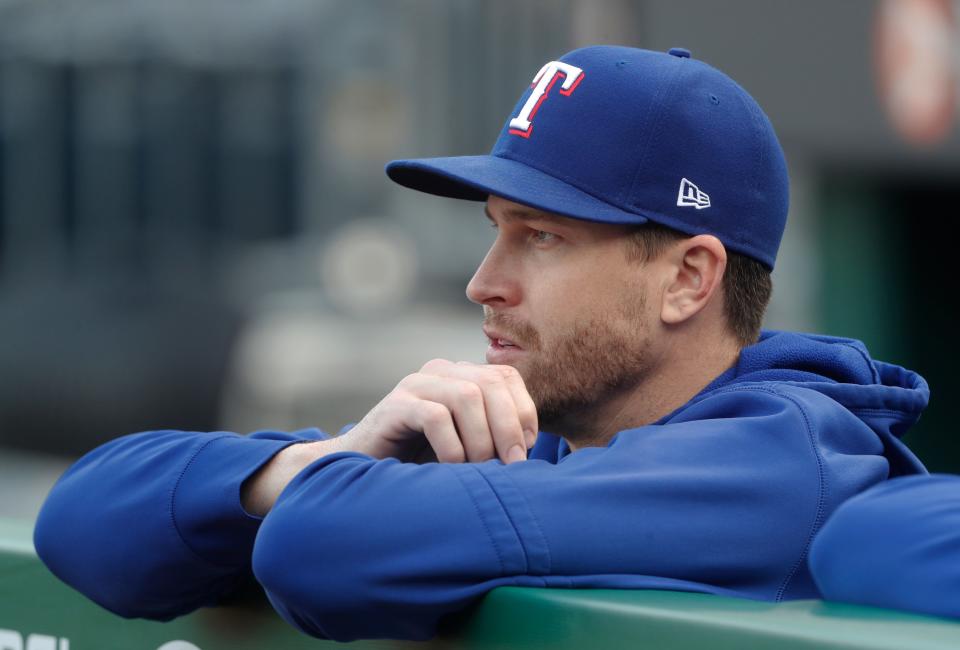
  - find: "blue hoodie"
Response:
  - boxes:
[34,331,929,641]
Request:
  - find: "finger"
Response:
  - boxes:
[422,363,527,464]
[435,362,537,453]
[415,400,465,464]
[399,374,496,462]
[420,361,537,449]
[420,358,456,374]
[490,365,538,448]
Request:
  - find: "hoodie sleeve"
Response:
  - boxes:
[253,386,890,641]
[33,428,327,620]
[809,473,960,619]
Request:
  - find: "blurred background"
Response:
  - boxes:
[1,0,958,519]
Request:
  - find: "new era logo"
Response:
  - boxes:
[677,178,711,209]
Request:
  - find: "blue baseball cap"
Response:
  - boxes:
[386,45,789,269]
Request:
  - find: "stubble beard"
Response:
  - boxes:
[484,294,652,440]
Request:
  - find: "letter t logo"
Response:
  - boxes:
[508,61,584,138]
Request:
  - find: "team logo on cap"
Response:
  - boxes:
[677,178,711,209]
[508,61,584,138]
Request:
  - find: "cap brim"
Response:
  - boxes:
[385,155,650,226]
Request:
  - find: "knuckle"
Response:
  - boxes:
[455,381,483,402]
[497,365,521,380]
[388,383,418,401]
[477,370,505,388]
[420,358,451,373]
[422,402,450,426]
[396,373,420,389]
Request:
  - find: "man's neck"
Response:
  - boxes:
[561,335,741,451]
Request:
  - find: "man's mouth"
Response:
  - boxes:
[482,313,542,363]
[483,327,524,352]
[484,333,525,365]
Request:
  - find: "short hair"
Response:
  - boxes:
[624,223,772,346]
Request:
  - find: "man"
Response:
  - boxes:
[34,46,929,641]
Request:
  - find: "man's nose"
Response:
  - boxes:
[466,244,519,307]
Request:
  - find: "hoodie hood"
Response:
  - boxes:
[706,330,929,476]
[541,330,929,475]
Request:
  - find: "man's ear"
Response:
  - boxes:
[660,235,727,325]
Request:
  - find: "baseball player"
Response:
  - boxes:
[35,46,930,641]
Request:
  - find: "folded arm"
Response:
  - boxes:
[34,359,535,620]
[253,387,887,641]
[33,429,321,619]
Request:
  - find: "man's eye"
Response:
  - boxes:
[532,230,556,243]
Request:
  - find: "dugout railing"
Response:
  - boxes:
[1,518,958,650]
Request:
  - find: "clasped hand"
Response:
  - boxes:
[345,358,538,464]
[243,359,538,516]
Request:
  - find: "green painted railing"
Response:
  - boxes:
[2,518,958,649]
